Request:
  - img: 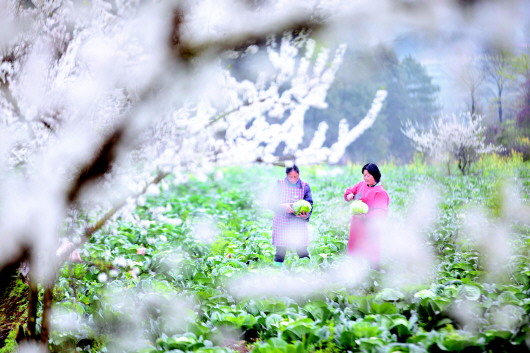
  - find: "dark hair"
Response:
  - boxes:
[286,164,300,174]
[362,163,381,183]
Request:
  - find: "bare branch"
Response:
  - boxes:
[82,171,170,240]
[170,6,322,64]
[66,128,124,204]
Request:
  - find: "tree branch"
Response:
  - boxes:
[170,6,322,64]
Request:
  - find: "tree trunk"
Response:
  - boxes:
[498,87,503,124]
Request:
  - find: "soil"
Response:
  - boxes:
[224,340,252,353]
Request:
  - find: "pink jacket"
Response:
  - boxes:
[344,181,390,217]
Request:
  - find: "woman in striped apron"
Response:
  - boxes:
[269,164,313,264]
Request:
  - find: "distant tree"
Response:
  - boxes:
[456,56,486,116]
[510,55,530,159]
[382,54,440,162]
[517,76,530,130]
[400,56,441,124]
[303,76,381,162]
[484,49,514,124]
[484,50,530,160]
[513,52,530,129]
[302,47,385,162]
[303,47,440,164]
[403,113,503,175]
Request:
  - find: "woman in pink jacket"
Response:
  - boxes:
[344,163,390,267]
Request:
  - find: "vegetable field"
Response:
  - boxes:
[50,156,529,353]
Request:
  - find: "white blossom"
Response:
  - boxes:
[403,112,504,174]
[98,272,108,282]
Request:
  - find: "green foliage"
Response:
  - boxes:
[48,162,530,353]
[0,329,18,353]
[303,47,440,163]
[490,120,530,161]
[0,276,28,353]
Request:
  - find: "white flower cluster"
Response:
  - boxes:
[402,112,503,174]
[210,38,387,166]
[0,0,386,273]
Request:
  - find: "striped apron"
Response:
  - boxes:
[272,179,310,247]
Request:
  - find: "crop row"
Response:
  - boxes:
[51,157,530,352]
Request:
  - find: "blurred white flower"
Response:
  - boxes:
[191,219,219,244]
[113,256,127,267]
[98,273,108,282]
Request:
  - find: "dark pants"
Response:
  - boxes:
[274,246,310,262]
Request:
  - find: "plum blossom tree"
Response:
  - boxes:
[0,0,390,346]
[402,112,504,175]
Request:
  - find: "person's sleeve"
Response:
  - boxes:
[344,182,359,201]
[304,184,313,221]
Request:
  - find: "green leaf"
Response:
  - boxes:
[370,302,397,315]
[376,288,405,302]
[303,301,333,322]
[265,314,284,329]
[414,289,436,299]
[457,285,482,301]
[280,318,318,342]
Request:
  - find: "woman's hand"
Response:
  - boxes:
[280,203,294,213]
[345,193,354,201]
[296,212,309,219]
